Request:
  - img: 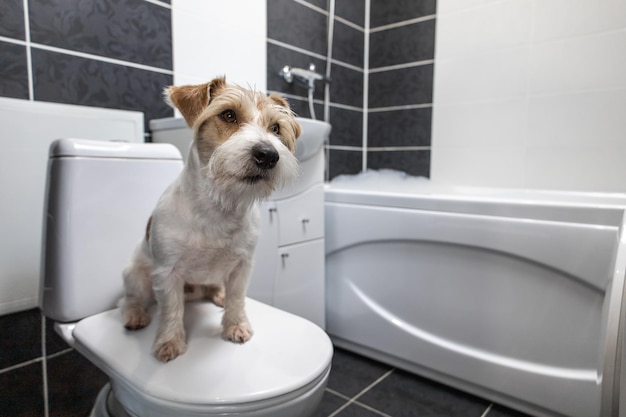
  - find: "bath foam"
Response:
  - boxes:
[330,169,438,194]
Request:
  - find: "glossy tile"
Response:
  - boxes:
[268,0,328,57]
[29,0,172,69]
[335,0,366,27]
[326,348,392,397]
[368,107,432,147]
[369,64,434,108]
[0,361,44,417]
[335,402,388,416]
[333,20,365,68]
[329,63,364,108]
[329,106,363,147]
[0,0,25,39]
[328,149,363,179]
[370,20,436,69]
[47,350,108,417]
[367,149,430,177]
[358,368,489,417]
[31,48,173,127]
[0,309,41,369]
[0,42,29,100]
[370,0,437,28]
[314,390,348,417]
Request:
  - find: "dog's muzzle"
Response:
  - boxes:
[252,143,279,170]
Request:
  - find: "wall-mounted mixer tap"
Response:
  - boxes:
[278,64,330,120]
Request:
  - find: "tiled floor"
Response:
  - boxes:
[1,308,531,417]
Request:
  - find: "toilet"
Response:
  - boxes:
[39,138,333,417]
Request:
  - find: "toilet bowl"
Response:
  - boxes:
[40,138,332,417]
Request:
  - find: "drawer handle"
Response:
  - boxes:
[301,218,309,232]
[269,207,277,222]
[281,252,289,267]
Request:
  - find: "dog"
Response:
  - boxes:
[119,77,301,362]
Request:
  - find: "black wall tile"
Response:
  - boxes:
[367,149,431,177]
[329,63,363,108]
[32,48,173,127]
[303,0,328,11]
[47,350,108,417]
[268,0,328,57]
[370,0,437,28]
[329,149,363,179]
[333,21,364,68]
[267,43,327,102]
[329,106,363,147]
[0,0,25,39]
[370,19,436,69]
[368,108,432,147]
[369,64,434,108]
[0,42,29,100]
[0,361,44,417]
[335,0,365,27]
[288,97,324,120]
[29,0,172,69]
[0,309,41,369]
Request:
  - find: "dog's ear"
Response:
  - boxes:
[166,77,227,127]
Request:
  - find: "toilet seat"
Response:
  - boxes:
[73,298,333,417]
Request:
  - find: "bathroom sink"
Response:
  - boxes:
[294,118,330,161]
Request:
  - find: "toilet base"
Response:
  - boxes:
[89,366,329,417]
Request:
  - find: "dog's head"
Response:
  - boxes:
[166,77,301,204]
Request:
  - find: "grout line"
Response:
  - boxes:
[0,356,42,374]
[368,146,431,151]
[369,59,434,73]
[325,387,352,401]
[267,38,328,62]
[143,0,171,8]
[324,0,336,124]
[41,313,49,417]
[369,103,433,112]
[351,400,394,417]
[23,0,33,100]
[293,0,329,16]
[328,368,394,417]
[334,15,365,32]
[480,403,494,417]
[370,14,436,33]
[361,0,371,172]
[47,347,74,360]
[327,145,363,151]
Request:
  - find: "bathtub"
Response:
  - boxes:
[324,172,626,417]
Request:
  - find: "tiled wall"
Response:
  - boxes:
[267,0,437,179]
[0,0,174,135]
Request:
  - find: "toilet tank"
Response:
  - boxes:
[40,139,183,323]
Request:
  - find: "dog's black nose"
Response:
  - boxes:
[252,143,279,170]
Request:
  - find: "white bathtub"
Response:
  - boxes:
[325,173,626,417]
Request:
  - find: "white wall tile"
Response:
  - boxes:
[527,89,626,148]
[437,0,506,15]
[533,0,626,42]
[436,0,532,59]
[432,98,527,147]
[529,30,626,95]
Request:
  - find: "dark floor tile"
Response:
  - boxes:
[358,369,490,417]
[336,402,387,416]
[314,390,348,417]
[47,350,108,417]
[487,404,533,417]
[0,309,41,369]
[327,348,392,398]
[45,317,71,355]
[0,361,45,417]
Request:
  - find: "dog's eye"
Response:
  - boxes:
[270,124,280,135]
[220,109,237,124]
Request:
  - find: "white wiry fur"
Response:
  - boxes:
[120,77,300,362]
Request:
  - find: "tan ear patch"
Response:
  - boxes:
[167,83,210,127]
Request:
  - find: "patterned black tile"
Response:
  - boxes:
[370,0,437,29]
[268,0,328,57]
[0,361,45,417]
[329,148,363,180]
[0,0,25,39]
[314,390,348,417]
[367,149,430,177]
[358,369,489,417]
[335,0,366,27]
[304,0,328,11]
[370,19,436,69]
[368,107,432,147]
[329,106,363,147]
[326,348,392,397]
[0,41,29,100]
[368,64,434,108]
[267,42,327,102]
[329,63,363,108]
[31,48,173,128]
[47,350,108,417]
[332,20,364,68]
[487,404,533,417]
[287,96,324,120]
[0,309,41,369]
[29,0,172,69]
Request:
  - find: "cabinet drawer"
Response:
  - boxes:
[276,184,324,246]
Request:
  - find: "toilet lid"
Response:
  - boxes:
[72,298,332,411]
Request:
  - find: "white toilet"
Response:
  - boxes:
[39,138,333,417]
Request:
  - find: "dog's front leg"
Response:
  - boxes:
[222,261,254,343]
[152,268,187,362]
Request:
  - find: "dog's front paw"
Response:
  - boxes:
[223,322,253,344]
[123,307,151,330]
[153,338,187,362]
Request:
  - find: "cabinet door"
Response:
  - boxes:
[275,239,325,328]
[248,201,279,304]
[276,184,324,246]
